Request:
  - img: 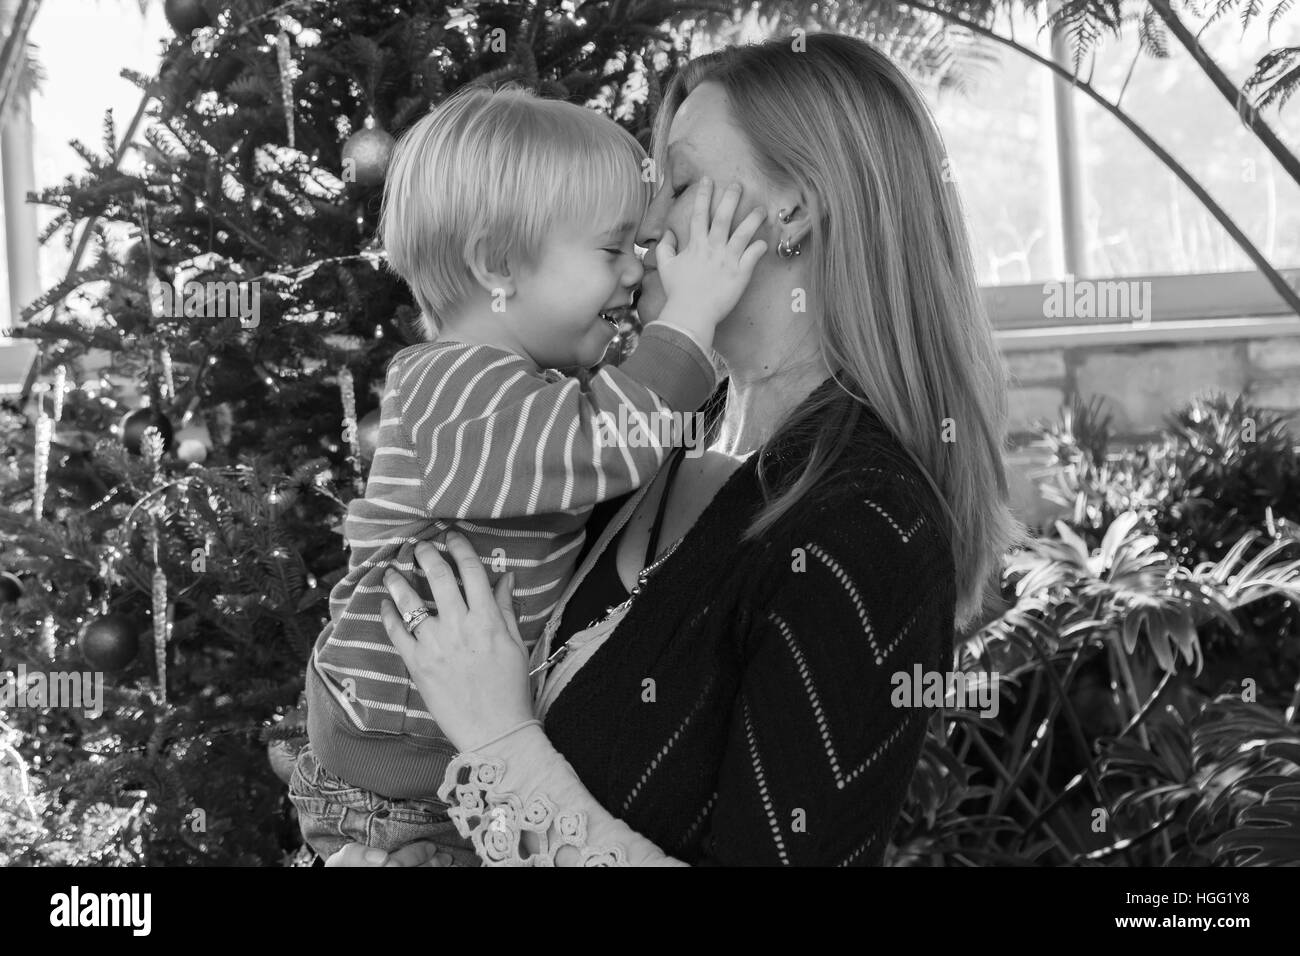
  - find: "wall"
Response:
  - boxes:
[1002,326,1300,529]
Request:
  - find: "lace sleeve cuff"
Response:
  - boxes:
[437,753,630,867]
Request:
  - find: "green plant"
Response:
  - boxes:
[893,469,1300,864]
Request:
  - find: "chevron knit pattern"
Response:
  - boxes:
[540,379,956,865]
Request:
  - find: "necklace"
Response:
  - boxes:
[528,446,688,678]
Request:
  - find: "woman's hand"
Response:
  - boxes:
[379,531,534,752]
[324,841,454,867]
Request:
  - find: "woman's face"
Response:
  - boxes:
[634,82,780,340]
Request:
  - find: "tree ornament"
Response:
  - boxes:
[0,571,23,604]
[357,408,382,463]
[338,367,364,492]
[37,614,57,660]
[51,365,67,423]
[80,613,140,671]
[175,407,213,463]
[152,566,171,702]
[159,348,175,401]
[275,17,300,148]
[190,25,218,56]
[120,407,175,456]
[163,0,210,37]
[341,117,395,188]
[176,438,208,463]
[32,409,53,518]
[141,427,167,479]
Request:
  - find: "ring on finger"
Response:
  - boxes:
[403,605,432,635]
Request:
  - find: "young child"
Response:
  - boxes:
[291,84,767,862]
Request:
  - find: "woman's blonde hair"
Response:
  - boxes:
[653,34,1022,627]
[380,83,652,338]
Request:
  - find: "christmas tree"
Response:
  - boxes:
[0,0,696,866]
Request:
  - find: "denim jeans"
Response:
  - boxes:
[289,744,480,866]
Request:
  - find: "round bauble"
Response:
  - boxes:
[80,613,140,671]
[164,0,210,37]
[176,438,208,463]
[0,571,23,604]
[341,126,395,188]
[175,420,212,464]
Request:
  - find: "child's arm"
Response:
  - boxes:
[387,178,767,521]
[388,330,711,521]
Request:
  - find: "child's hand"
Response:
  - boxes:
[654,179,768,342]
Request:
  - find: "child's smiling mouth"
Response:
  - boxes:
[599,303,634,331]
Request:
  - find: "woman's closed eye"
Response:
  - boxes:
[670,182,689,199]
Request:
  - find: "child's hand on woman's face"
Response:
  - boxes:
[653,178,767,338]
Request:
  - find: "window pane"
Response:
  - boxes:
[1077,16,1300,275]
[927,15,1061,285]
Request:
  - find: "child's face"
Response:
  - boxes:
[506,218,644,370]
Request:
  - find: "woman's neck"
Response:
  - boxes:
[711,352,832,458]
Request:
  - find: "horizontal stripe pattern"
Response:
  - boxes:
[314,338,680,746]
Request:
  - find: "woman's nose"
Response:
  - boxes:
[635,182,670,249]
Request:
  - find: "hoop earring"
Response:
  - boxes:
[776,209,801,257]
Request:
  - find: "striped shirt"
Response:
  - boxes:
[306,322,716,799]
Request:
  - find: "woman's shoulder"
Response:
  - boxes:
[735,396,957,668]
[761,397,953,568]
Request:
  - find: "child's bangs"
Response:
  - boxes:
[550,118,652,238]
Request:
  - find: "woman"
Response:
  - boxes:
[329,32,1018,866]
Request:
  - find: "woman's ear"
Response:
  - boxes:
[464,232,516,297]
[776,190,819,249]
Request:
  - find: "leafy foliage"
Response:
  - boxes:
[892,392,1300,865]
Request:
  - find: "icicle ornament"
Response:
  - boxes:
[32,409,53,517]
[338,367,363,493]
[160,348,175,401]
[52,366,67,423]
[276,19,300,148]
[152,566,170,702]
[37,614,56,660]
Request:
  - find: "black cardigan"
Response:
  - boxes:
[540,376,957,865]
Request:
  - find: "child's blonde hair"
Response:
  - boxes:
[380,84,652,339]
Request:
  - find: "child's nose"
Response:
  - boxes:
[625,254,645,286]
